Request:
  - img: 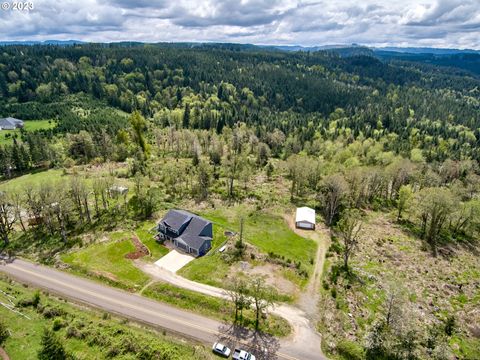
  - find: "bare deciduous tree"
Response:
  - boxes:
[249,275,277,330]
[225,278,250,322]
[319,174,350,226]
[0,192,16,247]
[415,187,456,256]
[335,209,363,272]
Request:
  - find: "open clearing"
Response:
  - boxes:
[318,210,480,359]
[284,212,331,319]
[0,119,56,145]
[178,204,318,299]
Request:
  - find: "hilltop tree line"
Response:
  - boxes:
[0,44,479,164]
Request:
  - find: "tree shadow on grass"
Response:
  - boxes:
[216,322,281,360]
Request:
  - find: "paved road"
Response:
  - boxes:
[0,259,324,360]
[137,261,325,360]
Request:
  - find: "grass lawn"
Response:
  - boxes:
[202,207,317,272]
[61,231,150,290]
[179,206,316,294]
[0,276,211,360]
[0,119,56,145]
[135,221,170,261]
[178,252,231,287]
[143,281,291,337]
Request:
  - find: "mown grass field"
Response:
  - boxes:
[61,231,150,290]
[179,205,316,296]
[178,252,231,287]
[0,119,56,145]
[0,276,213,360]
[202,207,317,271]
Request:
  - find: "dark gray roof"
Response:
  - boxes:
[178,234,211,250]
[184,216,209,236]
[160,209,212,250]
[161,209,193,232]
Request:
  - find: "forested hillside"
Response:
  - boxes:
[0,43,479,173]
[0,44,479,360]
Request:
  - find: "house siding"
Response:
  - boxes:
[198,239,212,256]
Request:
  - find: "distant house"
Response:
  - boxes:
[295,207,316,230]
[0,117,24,130]
[157,209,213,257]
[108,185,129,197]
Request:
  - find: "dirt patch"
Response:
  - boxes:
[0,347,10,360]
[79,233,111,246]
[91,270,118,282]
[231,262,298,295]
[125,236,150,260]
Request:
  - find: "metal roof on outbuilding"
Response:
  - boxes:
[295,206,316,225]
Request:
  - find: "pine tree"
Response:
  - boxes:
[38,328,67,360]
[182,103,190,129]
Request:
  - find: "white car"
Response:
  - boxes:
[212,342,231,358]
[232,348,256,360]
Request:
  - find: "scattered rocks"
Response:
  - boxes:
[239,261,250,271]
[468,325,480,338]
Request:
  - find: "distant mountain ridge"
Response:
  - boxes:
[375,46,480,55]
[0,40,85,46]
[0,40,478,55]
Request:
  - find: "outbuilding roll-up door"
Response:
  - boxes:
[296,221,315,229]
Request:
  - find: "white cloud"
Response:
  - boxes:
[0,0,478,48]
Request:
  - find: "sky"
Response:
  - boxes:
[0,0,479,49]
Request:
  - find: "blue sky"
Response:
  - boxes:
[1,0,479,48]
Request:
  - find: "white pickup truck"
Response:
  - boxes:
[232,348,256,360]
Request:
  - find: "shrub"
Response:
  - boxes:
[322,280,330,290]
[32,291,41,308]
[329,264,342,284]
[0,321,9,345]
[66,325,83,339]
[42,306,65,319]
[52,318,64,331]
[336,339,365,360]
[444,315,456,336]
[331,287,337,298]
[329,241,343,255]
[17,291,41,308]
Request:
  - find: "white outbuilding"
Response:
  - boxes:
[295,207,316,230]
